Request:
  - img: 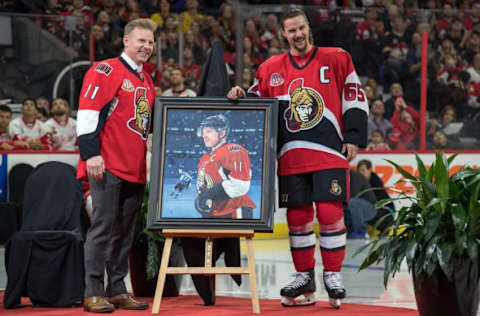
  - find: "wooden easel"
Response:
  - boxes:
[151,229,260,314]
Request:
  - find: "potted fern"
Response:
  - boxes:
[357,152,480,316]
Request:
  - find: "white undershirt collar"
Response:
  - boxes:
[121,52,143,72]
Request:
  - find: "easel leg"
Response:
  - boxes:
[245,237,260,314]
[152,237,173,314]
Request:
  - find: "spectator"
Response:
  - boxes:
[8,98,51,150]
[436,53,465,87]
[261,14,281,47]
[39,0,65,40]
[364,85,376,105]
[368,98,393,140]
[64,0,94,29]
[36,97,50,116]
[436,3,457,40]
[404,29,439,106]
[95,10,122,47]
[0,105,14,150]
[389,96,420,150]
[241,67,254,91]
[184,29,205,65]
[357,159,394,233]
[427,104,464,139]
[466,52,480,84]
[428,130,460,150]
[182,47,202,90]
[344,169,377,239]
[91,24,118,60]
[45,98,77,151]
[383,82,408,119]
[162,69,197,97]
[178,0,204,33]
[446,19,468,51]
[461,31,480,65]
[217,2,236,52]
[36,107,49,122]
[150,0,174,28]
[366,129,391,151]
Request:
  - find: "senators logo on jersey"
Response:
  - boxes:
[127,87,150,139]
[284,78,324,133]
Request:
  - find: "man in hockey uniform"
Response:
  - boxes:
[227,8,368,309]
[170,168,193,199]
[8,98,52,150]
[76,18,156,313]
[45,98,77,150]
[195,114,256,219]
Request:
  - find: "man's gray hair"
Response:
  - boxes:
[124,18,157,36]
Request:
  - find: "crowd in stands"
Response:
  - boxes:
[0,98,77,151]
[2,0,480,151]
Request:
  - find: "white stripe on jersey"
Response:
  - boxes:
[342,71,369,115]
[77,109,100,136]
[221,177,250,198]
[319,233,346,249]
[278,140,347,161]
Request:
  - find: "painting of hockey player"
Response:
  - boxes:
[160,109,264,220]
[195,114,256,219]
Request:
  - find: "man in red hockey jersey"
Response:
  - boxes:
[227,8,368,309]
[195,114,256,219]
[76,18,156,313]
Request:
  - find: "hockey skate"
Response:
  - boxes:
[280,269,316,307]
[323,270,346,309]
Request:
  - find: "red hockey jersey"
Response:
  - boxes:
[77,55,155,183]
[248,47,368,175]
[197,143,256,218]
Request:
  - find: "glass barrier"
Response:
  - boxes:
[0,5,479,152]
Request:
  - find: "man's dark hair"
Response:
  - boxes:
[280,8,309,30]
[357,159,372,170]
[0,104,12,114]
[22,98,37,107]
[280,8,314,46]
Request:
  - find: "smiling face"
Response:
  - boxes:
[281,15,312,56]
[123,26,154,65]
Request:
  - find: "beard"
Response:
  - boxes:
[52,109,67,117]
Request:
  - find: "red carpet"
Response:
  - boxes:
[0,293,418,316]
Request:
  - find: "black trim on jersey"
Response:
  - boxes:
[320,229,347,237]
[291,245,316,251]
[288,47,318,70]
[119,56,143,81]
[78,103,111,161]
[320,245,346,252]
[277,100,344,154]
[343,108,368,148]
[289,231,315,236]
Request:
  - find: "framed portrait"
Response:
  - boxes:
[147,97,278,232]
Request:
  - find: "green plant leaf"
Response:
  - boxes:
[424,210,442,241]
[146,238,160,280]
[385,159,417,182]
[415,154,427,178]
[433,152,449,211]
[466,238,478,264]
[437,242,455,278]
[451,203,467,231]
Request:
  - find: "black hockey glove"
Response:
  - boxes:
[194,183,230,215]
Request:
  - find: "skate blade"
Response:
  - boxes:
[281,293,315,307]
[328,297,341,309]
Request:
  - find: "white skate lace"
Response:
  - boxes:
[286,272,310,289]
[324,271,343,290]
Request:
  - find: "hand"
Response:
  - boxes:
[342,143,358,162]
[0,143,14,150]
[28,139,45,150]
[194,189,213,215]
[87,155,105,181]
[13,140,29,148]
[227,85,246,100]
